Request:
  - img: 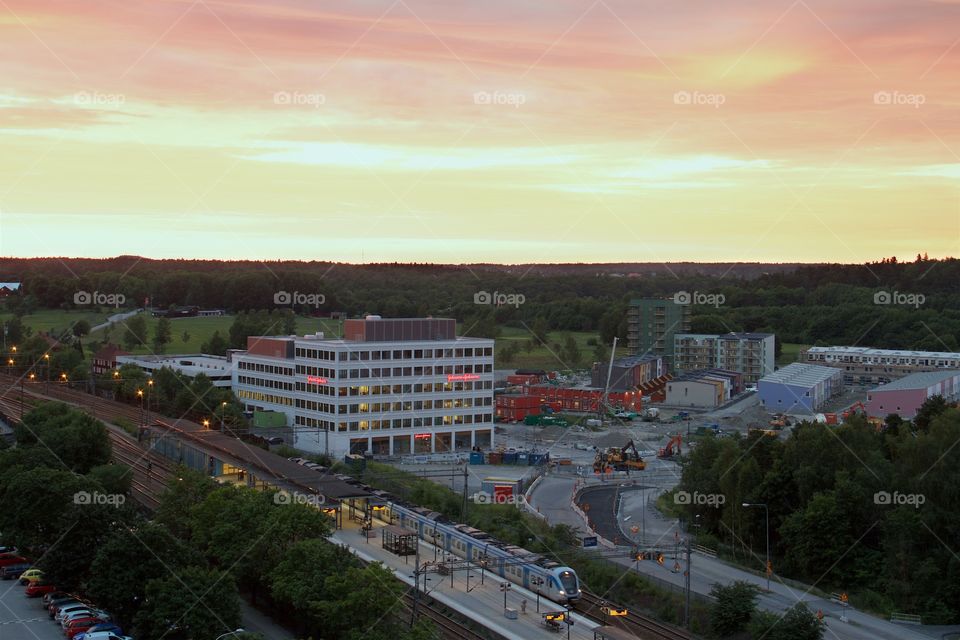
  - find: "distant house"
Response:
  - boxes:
[0,282,21,298]
[93,344,129,376]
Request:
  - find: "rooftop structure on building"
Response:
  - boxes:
[801,345,960,385]
[116,353,234,387]
[758,362,843,413]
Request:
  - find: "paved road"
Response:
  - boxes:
[90,309,140,334]
[531,473,952,640]
[0,578,63,640]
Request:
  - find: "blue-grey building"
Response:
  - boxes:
[758,363,843,413]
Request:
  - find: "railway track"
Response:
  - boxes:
[578,590,690,640]
[401,592,490,640]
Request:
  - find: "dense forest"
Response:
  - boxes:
[673,399,960,624]
[2,255,958,351]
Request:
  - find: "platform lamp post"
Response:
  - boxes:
[20,372,35,419]
[137,389,144,427]
[220,400,227,433]
[743,502,770,592]
[43,354,50,389]
[531,576,544,613]
[147,378,154,421]
[202,418,211,431]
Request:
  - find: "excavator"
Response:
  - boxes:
[657,433,683,459]
[593,440,647,472]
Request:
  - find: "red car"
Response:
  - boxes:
[0,555,29,567]
[65,617,103,639]
[24,582,57,597]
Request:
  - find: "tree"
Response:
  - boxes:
[749,602,823,640]
[181,330,190,344]
[17,403,112,473]
[913,395,949,431]
[153,317,172,354]
[312,562,406,640]
[709,580,758,637]
[201,330,228,356]
[71,319,91,357]
[528,316,550,348]
[561,334,582,369]
[155,466,218,539]
[122,313,148,350]
[88,463,133,496]
[134,566,241,640]
[88,522,202,627]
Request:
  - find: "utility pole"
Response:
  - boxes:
[684,532,692,629]
[461,464,469,521]
[410,542,421,628]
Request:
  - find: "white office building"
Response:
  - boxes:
[231,317,495,458]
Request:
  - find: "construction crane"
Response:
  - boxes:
[657,433,683,459]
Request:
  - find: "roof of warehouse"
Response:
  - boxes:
[871,370,960,392]
[806,345,960,359]
[760,363,841,387]
[148,418,372,500]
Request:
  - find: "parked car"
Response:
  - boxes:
[66,616,110,639]
[0,562,32,579]
[24,581,56,597]
[55,602,93,623]
[18,568,43,584]
[0,545,17,554]
[75,632,132,640]
[41,590,69,606]
[48,596,84,616]
[266,436,284,445]
[62,609,108,628]
[74,622,124,640]
[0,554,29,567]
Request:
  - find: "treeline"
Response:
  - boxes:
[3,256,960,350]
[0,403,434,640]
[672,398,960,623]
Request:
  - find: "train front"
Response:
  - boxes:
[555,567,581,603]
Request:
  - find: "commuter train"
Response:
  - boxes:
[382,496,582,604]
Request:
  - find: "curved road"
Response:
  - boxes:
[531,472,951,640]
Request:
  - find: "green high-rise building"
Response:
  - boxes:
[627,298,691,370]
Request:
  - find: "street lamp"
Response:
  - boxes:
[531,576,544,613]
[220,401,227,432]
[743,502,770,591]
[43,354,50,388]
[20,372,35,419]
[137,389,144,426]
[202,419,211,430]
[147,378,154,417]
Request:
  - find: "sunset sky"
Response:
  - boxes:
[1,0,958,263]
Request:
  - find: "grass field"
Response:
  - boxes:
[778,342,810,366]
[495,326,601,370]
[4,308,604,369]
[99,314,343,354]
[0,309,120,338]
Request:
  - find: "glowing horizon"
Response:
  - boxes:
[1,0,958,264]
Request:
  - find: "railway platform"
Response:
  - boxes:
[330,518,601,640]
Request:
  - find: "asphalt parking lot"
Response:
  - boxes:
[0,578,64,640]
